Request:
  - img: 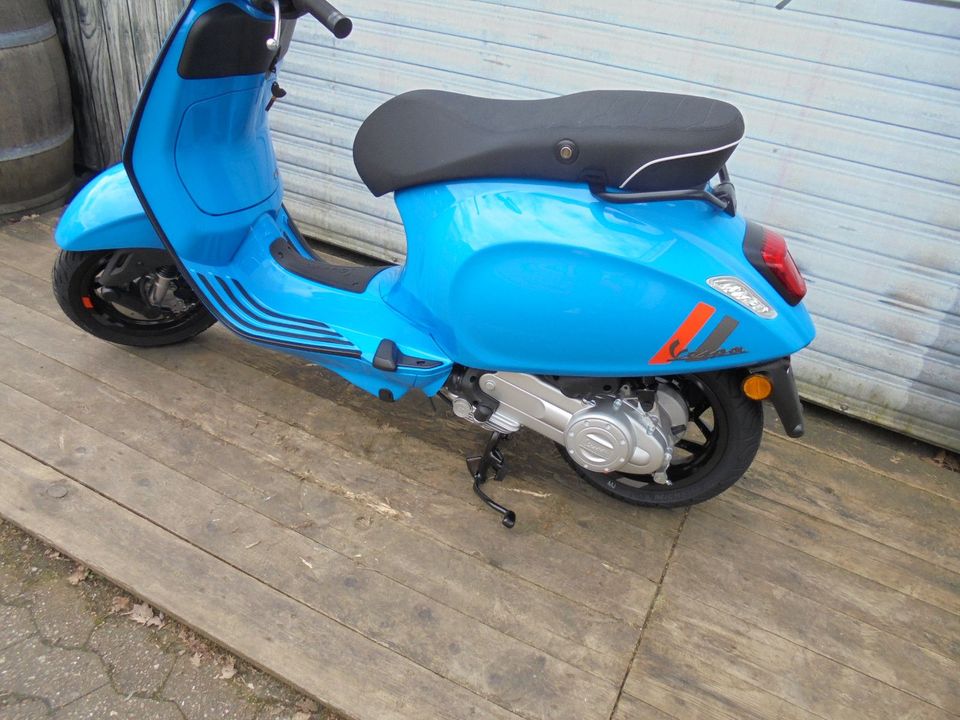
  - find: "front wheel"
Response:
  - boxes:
[52,249,216,347]
[558,372,763,507]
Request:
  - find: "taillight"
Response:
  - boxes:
[743,222,807,305]
[760,228,806,304]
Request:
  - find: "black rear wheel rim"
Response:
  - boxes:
[564,375,731,497]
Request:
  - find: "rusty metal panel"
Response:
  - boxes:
[273,0,960,450]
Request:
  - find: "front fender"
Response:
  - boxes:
[55,164,163,252]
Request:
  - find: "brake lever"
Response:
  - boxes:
[265,0,282,51]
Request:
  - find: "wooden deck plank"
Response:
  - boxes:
[0,441,520,720]
[628,589,953,720]
[140,338,684,578]
[0,381,617,720]
[179,329,687,540]
[32,208,63,232]
[680,505,959,662]
[0,222,687,542]
[0,264,661,627]
[5,218,960,720]
[648,542,959,713]
[627,647,824,720]
[0,296,640,683]
[742,454,960,576]
[706,487,960,616]
[765,406,960,503]
[611,693,677,720]
[0,228,57,277]
[0,228,686,577]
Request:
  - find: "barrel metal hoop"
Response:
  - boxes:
[0,124,74,163]
[0,20,57,50]
[0,178,74,218]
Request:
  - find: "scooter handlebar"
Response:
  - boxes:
[292,0,352,38]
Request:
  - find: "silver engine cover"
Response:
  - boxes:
[447,372,688,475]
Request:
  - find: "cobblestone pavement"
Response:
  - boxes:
[0,519,343,720]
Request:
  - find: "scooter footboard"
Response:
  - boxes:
[181,210,452,399]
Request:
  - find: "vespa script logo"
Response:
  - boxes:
[649,302,747,365]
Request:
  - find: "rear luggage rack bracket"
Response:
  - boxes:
[587,165,737,216]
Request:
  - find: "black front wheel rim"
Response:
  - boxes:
[78,252,205,335]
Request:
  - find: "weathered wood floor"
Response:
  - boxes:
[0,212,957,720]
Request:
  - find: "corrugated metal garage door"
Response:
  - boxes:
[271,0,960,451]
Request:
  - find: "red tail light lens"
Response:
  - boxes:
[760,228,806,304]
[743,222,807,306]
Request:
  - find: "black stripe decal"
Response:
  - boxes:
[215,278,344,338]
[690,316,739,357]
[230,279,332,330]
[198,276,358,351]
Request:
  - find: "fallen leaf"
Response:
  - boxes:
[128,602,163,627]
[110,596,131,614]
[190,652,202,668]
[219,657,237,680]
[930,449,960,472]
[67,564,89,586]
[177,627,213,656]
[295,698,319,714]
[293,712,311,720]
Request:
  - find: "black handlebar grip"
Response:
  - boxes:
[293,0,352,38]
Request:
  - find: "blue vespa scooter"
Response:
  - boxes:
[53,0,815,527]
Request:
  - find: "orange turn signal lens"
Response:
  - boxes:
[742,374,773,401]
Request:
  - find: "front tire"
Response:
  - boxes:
[558,372,762,507]
[52,249,215,347]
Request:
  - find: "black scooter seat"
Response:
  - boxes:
[353,90,744,197]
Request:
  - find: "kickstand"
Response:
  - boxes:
[466,432,516,529]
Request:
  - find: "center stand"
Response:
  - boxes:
[466,432,517,528]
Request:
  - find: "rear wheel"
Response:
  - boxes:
[557,372,762,507]
[52,249,215,347]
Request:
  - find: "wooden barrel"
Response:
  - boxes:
[0,0,74,219]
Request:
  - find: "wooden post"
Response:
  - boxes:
[45,0,183,171]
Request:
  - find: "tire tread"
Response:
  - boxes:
[52,249,215,347]
[559,372,763,508]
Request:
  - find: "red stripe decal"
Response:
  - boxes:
[649,302,716,365]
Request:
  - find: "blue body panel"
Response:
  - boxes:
[57,0,814,400]
[55,164,162,252]
[121,0,451,399]
[390,180,815,376]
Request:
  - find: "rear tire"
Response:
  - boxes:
[52,249,215,347]
[558,372,762,507]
